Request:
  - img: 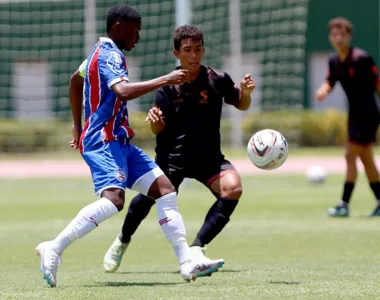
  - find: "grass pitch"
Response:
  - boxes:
[1,174,380,299]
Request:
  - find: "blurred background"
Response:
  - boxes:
[3,2,380,298]
[0,0,379,154]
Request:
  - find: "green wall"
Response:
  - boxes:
[304,0,380,108]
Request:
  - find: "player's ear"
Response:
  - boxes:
[173,49,180,59]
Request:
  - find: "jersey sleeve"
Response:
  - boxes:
[98,49,129,89]
[326,56,338,88]
[222,72,241,106]
[78,59,88,78]
[155,87,170,120]
[364,55,380,85]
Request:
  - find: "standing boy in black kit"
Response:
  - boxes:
[316,17,380,217]
[103,25,256,273]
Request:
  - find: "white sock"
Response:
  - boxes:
[52,198,119,255]
[339,200,348,207]
[155,192,192,265]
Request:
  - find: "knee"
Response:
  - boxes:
[345,151,357,164]
[102,188,125,211]
[220,183,243,200]
[148,175,176,199]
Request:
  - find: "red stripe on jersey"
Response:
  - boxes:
[79,119,90,154]
[121,115,135,138]
[88,45,102,113]
[103,98,122,142]
[79,44,102,153]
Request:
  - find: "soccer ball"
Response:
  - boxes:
[306,165,327,184]
[247,129,288,170]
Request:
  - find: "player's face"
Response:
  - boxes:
[114,21,141,51]
[173,38,205,72]
[329,27,351,51]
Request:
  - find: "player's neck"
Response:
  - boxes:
[337,46,351,62]
[187,68,202,83]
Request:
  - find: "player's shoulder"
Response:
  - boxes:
[328,52,339,64]
[204,65,228,80]
[98,38,124,59]
[352,47,373,61]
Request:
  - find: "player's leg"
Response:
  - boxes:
[356,125,380,216]
[104,171,183,273]
[191,160,241,262]
[36,142,127,287]
[328,138,362,217]
[124,145,224,281]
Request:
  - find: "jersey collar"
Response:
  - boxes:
[99,37,118,49]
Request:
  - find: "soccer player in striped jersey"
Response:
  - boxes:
[35,5,223,288]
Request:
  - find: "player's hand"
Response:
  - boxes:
[164,69,189,85]
[316,87,328,101]
[69,124,81,149]
[240,73,256,94]
[145,106,163,123]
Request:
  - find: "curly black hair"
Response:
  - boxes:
[106,4,142,33]
[173,25,204,50]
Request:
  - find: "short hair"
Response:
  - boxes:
[173,25,204,51]
[106,4,141,33]
[328,17,353,34]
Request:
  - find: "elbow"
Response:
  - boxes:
[237,104,250,111]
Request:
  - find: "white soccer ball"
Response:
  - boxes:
[247,129,289,170]
[306,165,328,184]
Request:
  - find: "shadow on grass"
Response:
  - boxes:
[117,269,244,275]
[84,281,183,287]
[269,280,300,285]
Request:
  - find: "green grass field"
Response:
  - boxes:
[0,146,356,161]
[2,146,380,161]
[1,175,380,299]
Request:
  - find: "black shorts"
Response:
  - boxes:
[348,119,379,145]
[156,157,238,191]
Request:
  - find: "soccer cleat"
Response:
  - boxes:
[327,205,349,217]
[180,257,225,282]
[35,241,61,288]
[190,246,224,277]
[368,204,380,217]
[103,236,129,273]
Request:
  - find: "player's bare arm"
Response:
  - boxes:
[236,73,255,111]
[111,69,189,102]
[145,106,165,134]
[316,81,333,101]
[69,69,84,149]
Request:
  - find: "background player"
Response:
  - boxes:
[36,5,223,287]
[103,25,255,273]
[316,17,380,217]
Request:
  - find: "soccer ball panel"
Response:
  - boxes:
[247,129,288,170]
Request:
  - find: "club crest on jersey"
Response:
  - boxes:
[107,51,123,73]
[199,90,208,104]
[115,167,127,182]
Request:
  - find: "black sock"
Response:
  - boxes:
[191,197,239,247]
[119,193,155,244]
[370,181,380,201]
[341,182,355,205]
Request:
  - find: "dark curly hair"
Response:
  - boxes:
[106,4,141,33]
[173,25,204,50]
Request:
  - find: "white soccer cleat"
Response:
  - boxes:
[190,246,225,277]
[35,241,61,288]
[180,256,225,282]
[103,236,129,273]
